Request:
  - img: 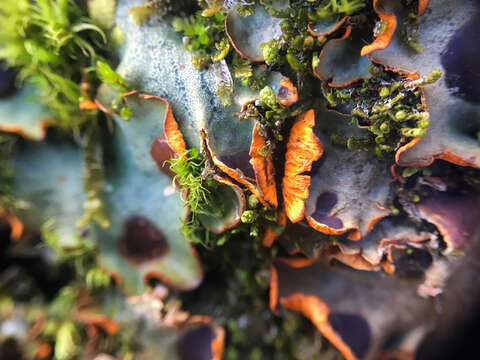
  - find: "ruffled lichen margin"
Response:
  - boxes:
[1,0,480,359]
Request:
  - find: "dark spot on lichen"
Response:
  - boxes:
[277,85,290,99]
[391,247,432,279]
[328,312,371,359]
[0,66,17,98]
[441,12,480,104]
[219,150,255,179]
[311,192,343,229]
[119,216,169,264]
[177,325,215,360]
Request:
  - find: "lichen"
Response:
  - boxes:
[2,1,480,359]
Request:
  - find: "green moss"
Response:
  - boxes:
[169,148,227,248]
[234,57,269,91]
[323,66,432,158]
[260,38,284,66]
[180,189,278,248]
[55,321,82,360]
[170,147,280,248]
[0,0,110,130]
[286,51,306,72]
[212,38,231,62]
[259,86,278,109]
[401,4,424,53]
[379,86,390,98]
[173,10,226,68]
[216,83,234,106]
[169,148,222,217]
[85,267,112,289]
[423,69,442,84]
[315,0,367,19]
[331,133,373,151]
[95,60,135,119]
[129,4,155,25]
[191,54,212,70]
[96,60,131,93]
[41,219,95,261]
[401,166,423,178]
[233,54,253,79]
[241,209,259,224]
[237,4,256,17]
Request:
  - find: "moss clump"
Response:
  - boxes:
[314,0,368,18]
[238,85,309,144]
[261,38,284,66]
[0,0,112,129]
[323,66,438,158]
[169,147,230,247]
[169,148,279,248]
[232,54,271,91]
[173,11,228,70]
[169,148,223,217]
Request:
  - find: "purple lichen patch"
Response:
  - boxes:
[177,325,215,360]
[310,192,343,229]
[328,312,371,359]
[417,191,480,250]
[441,12,480,104]
[219,150,255,179]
